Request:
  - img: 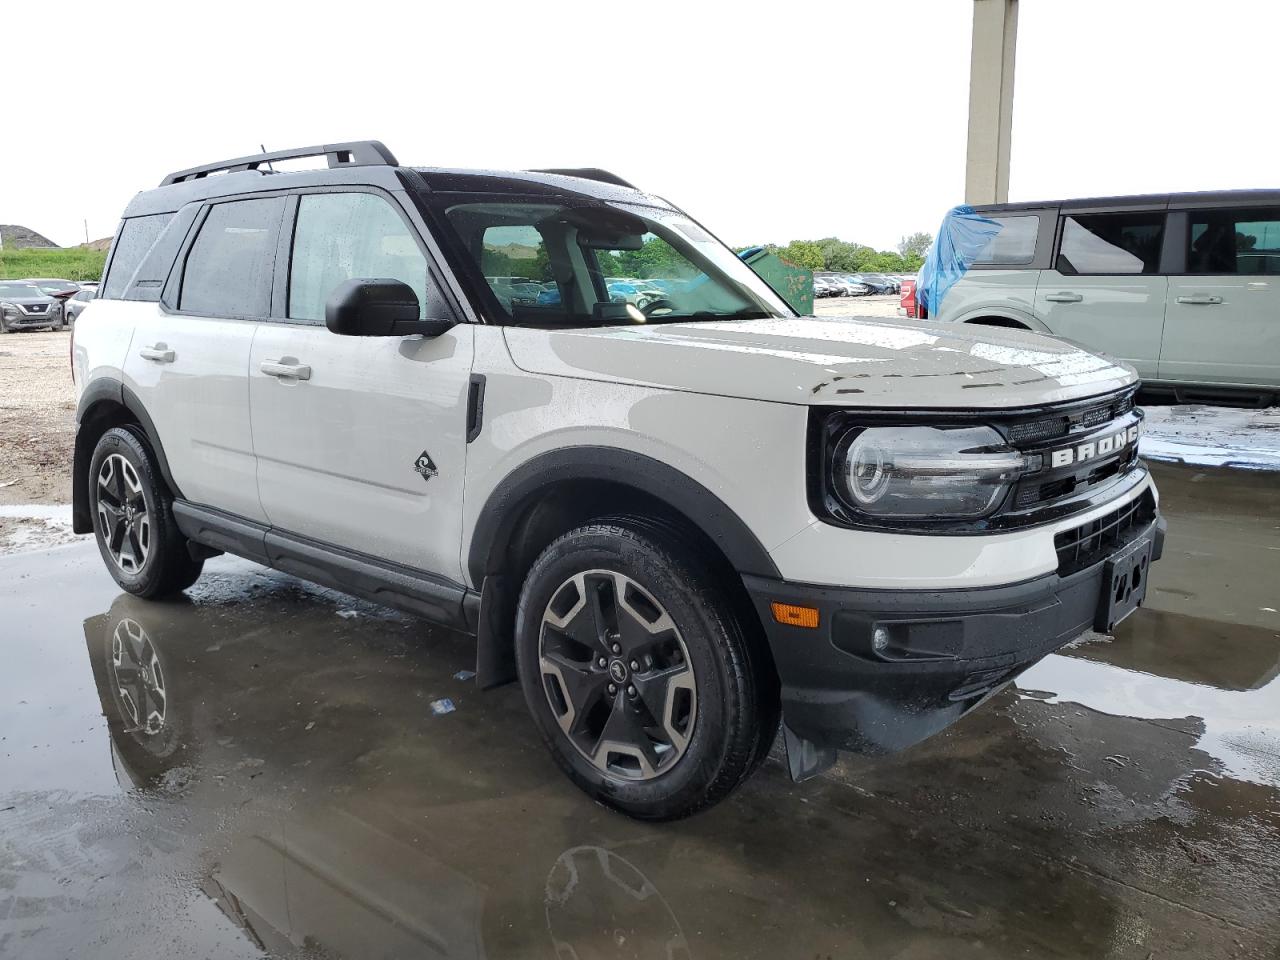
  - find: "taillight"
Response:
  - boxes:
[900,279,919,319]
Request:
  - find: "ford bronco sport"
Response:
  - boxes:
[71,142,1165,819]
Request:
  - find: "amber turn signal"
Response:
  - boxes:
[770,602,820,629]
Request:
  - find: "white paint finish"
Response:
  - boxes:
[118,303,266,522]
[249,322,474,579]
[456,328,811,587]
[768,471,1157,589]
[1141,404,1280,471]
[1031,271,1168,380]
[501,316,1136,410]
[71,298,138,405]
[1161,277,1280,387]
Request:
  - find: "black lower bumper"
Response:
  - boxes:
[745,514,1166,775]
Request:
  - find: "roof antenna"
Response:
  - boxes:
[260,144,274,173]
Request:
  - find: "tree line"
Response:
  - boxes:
[761,232,932,274]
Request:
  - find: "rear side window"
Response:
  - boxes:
[288,192,429,322]
[101,214,172,299]
[179,198,284,317]
[1058,212,1164,275]
[1188,208,1280,275]
[975,215,1038,265]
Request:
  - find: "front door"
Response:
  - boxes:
[122,196,287,523]
[249,189,473,582]
[1161,206,1280,388]
[1033,210,1168,380]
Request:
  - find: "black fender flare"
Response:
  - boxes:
[467,446,781,587]
[73,377,183,533]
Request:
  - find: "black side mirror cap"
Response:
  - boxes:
[325,278,455,337]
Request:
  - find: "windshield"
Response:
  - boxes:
[434,197,793,327]
[0,283,41,298]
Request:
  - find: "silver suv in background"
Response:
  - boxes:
[915,191,1280,407]
[0,281,61,331]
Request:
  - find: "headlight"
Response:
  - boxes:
[835,425,1034,519]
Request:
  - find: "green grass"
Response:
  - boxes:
[0,247,107,282]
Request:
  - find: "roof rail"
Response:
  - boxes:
[160,141,398,186]
[528,167,637,190]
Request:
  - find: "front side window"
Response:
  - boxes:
[289,192,430,322]
[1058,212,1164,275]
[180,198,284,316]
[975,215,1039,265]
[101,213,172,299]
[1188,208,1280,275]
[435,197,792,327]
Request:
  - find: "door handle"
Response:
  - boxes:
[139,343,175,363]
[260,359,312,380]
[1175,295,1223,305]
[1044,292,1083,303]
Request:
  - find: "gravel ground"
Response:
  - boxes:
[812,293,901,317]
[0,329,77,550]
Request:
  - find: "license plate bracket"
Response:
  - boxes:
[1094,534,1153,633]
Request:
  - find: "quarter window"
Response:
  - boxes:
[975,215,1038,265]
[1058,213,1164,275]
[101,213,172,300]
[288,192,430,322]
[180,198,284,316]
[1188,209,1280,275]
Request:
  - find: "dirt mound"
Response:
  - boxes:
[0,225,59,249]
[87,237,113,251]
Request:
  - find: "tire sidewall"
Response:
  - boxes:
[515,526,744,817]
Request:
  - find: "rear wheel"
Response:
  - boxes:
[516,519,776,820]
[89,426,204,598]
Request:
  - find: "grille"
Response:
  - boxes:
[28,304,46,313]
[1054,491,1155,576]
[1007,393,1134,448]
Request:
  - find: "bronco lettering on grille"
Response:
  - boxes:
[1049,424,1141,469]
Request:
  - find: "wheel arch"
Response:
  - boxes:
[468,447,781,688]
[73,377,182,534]
[951,304,1046,332]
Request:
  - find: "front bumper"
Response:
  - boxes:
[3,310,57,328]
[745,510,1165,776]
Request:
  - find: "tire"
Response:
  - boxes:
[89,426,204,598]
[515,518,776,820]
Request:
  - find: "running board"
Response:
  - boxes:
[172,501,476,632]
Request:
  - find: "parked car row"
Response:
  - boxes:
[814,273,908,298]
[487,275,676,311]
[0,277,97,332]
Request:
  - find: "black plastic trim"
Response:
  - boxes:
[745,514,1162,755]
[466,446,782,586]
[465,374,486,443]
[172,501,475,630]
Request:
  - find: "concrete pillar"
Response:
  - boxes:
[965,0,1018,205]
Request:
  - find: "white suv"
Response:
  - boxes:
[914,192,1280,407]
[71,142,1165,819]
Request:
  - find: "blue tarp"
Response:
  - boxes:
[917,205,1003,317]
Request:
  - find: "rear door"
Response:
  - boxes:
[1161,205,1280,388]
[123,196,285,522]
[1032,209,1168,379]
[248,188,473,581]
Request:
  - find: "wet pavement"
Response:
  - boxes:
[1,460,1278,959]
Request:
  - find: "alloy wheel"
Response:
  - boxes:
[96,453,151,573]
[539,570,697,780]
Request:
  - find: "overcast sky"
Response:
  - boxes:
[2,0,1276,251]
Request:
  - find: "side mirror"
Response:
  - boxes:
[325,278,455,337]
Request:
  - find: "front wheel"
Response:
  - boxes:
[89,426,204,598]
[516,519,776,820]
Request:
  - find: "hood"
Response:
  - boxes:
[1,295,57,308]
[502,315,1137,409]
